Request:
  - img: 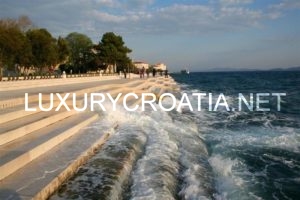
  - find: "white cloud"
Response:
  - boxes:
[92,3,265,34]
[75,2,277,37]
[92,0,154,9]
[219,0,253,5]
[1,0,299,38]
[219,7,262,21]
[125,0,155,8]
[91,10,127,23]
[270,0,300,10]
[94,0,118,7]
[266,0,300,20]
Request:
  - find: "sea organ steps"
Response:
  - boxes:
[0,77,179,199]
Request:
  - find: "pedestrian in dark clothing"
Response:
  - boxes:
[164,69,168,78]
[152,68,156,77]
[141,67,145,78]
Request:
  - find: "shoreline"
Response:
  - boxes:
[0,76,179,199]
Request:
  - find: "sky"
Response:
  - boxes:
[1,0,300,71]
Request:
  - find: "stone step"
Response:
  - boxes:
[0,79,142,109]
[0,85,133,134]
[0,109,77,146]
[0,100,79,124]
[0,111,98,181]
[0,79,166,127]
[0,76,120,92]
[0,77,168,199]
[0,114,114,200]
[0,103,42,124]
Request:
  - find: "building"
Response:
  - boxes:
[133,61,149,70]
[155,63,167,71]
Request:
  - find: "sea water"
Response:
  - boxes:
[52,71,300,200]
[173,71,300,200]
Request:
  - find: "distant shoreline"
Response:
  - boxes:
[172,66,300,73]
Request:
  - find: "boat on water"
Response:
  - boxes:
[181,69,190,74]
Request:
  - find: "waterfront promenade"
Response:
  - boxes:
[0,74,178,200]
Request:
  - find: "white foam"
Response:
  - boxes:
[208,154,248,199]
[209,154,239,177]
[266,127,300,153]
[88,95,249,199]
[130,110,180,199]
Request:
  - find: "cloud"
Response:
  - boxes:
[0,0,299,40]
[92,0,154,9]
[266,0,300,20]
[93,0,120,7]
[219,0,253,5]
[123,0,155,8]
[86,3,266,35]
[270,0,300,10]
[218,7,262,25]
[91,10,127,23]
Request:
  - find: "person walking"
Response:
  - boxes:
[164,69,168,78]
[141,67,145,78]
[152,68,156,77]
[139,68,142,78]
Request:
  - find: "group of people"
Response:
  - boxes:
[139,67,168,78]
[122,67,169,79]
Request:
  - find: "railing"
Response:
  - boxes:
[0,73,118,82]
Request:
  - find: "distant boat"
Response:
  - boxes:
[181,68,190,74]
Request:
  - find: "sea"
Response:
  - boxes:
[51,71,300,200]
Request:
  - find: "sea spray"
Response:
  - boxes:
[51,93,216,200]
[166,110,215,199]
[129,102,214,200]
[51,104,148,200]
[129,110,180,200]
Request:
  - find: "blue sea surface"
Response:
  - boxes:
[172,71,300,200]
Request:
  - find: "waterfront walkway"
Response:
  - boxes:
[0,75,178,200]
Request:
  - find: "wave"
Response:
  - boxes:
[52,101,214,200]
[175,81,300,200]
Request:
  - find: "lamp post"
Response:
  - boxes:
[128,65,130,79]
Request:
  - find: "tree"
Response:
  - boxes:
[57,36,69,63]
[98,32,132,73]
[0,15,33,31]
[0,16,33,76]
[65,32,93,73]
[26,28,58,72]
[17,15,33,32]
[0,26,31,72]
[15,34,32,71]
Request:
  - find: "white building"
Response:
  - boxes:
[155,63,167,71]
[133,61,149,69]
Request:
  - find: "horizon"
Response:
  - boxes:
[1,0,300,71]
[171,65,300,73]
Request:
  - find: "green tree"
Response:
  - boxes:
[0,16,33,77]
[26,28,58,73]
[98,32,132,73]
[57,36,69,63]
[15,35,32,70]
[0,26,32,74]
[65,32,93,73]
